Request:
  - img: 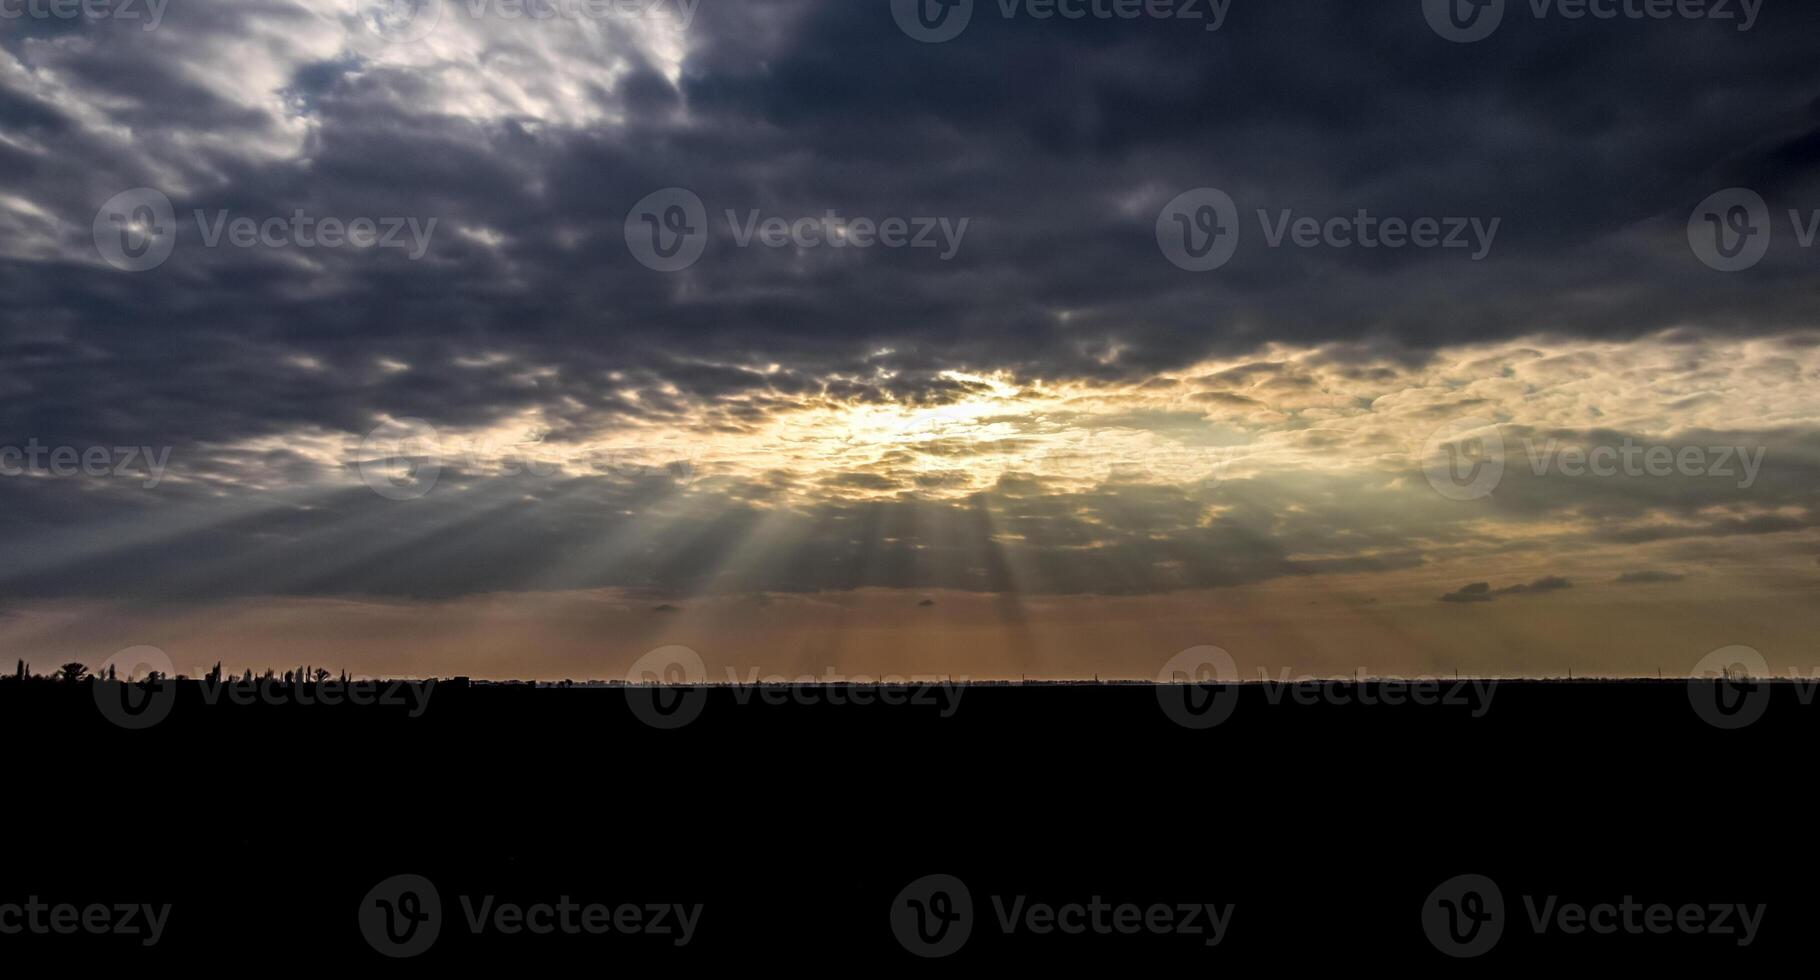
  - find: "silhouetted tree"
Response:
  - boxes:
[57,662,89,683]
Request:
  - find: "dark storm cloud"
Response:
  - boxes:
[5,1,1820,599]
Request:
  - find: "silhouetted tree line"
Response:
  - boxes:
[2,659,359,686]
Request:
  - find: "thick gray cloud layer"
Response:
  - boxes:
[4,1,1820,600]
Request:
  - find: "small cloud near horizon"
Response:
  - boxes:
[1441,576,1574,603]
[1616,571,1687,584]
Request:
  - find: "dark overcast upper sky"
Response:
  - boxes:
[3,1,1817,442]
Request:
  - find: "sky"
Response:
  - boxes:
[2,0,1819,680]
